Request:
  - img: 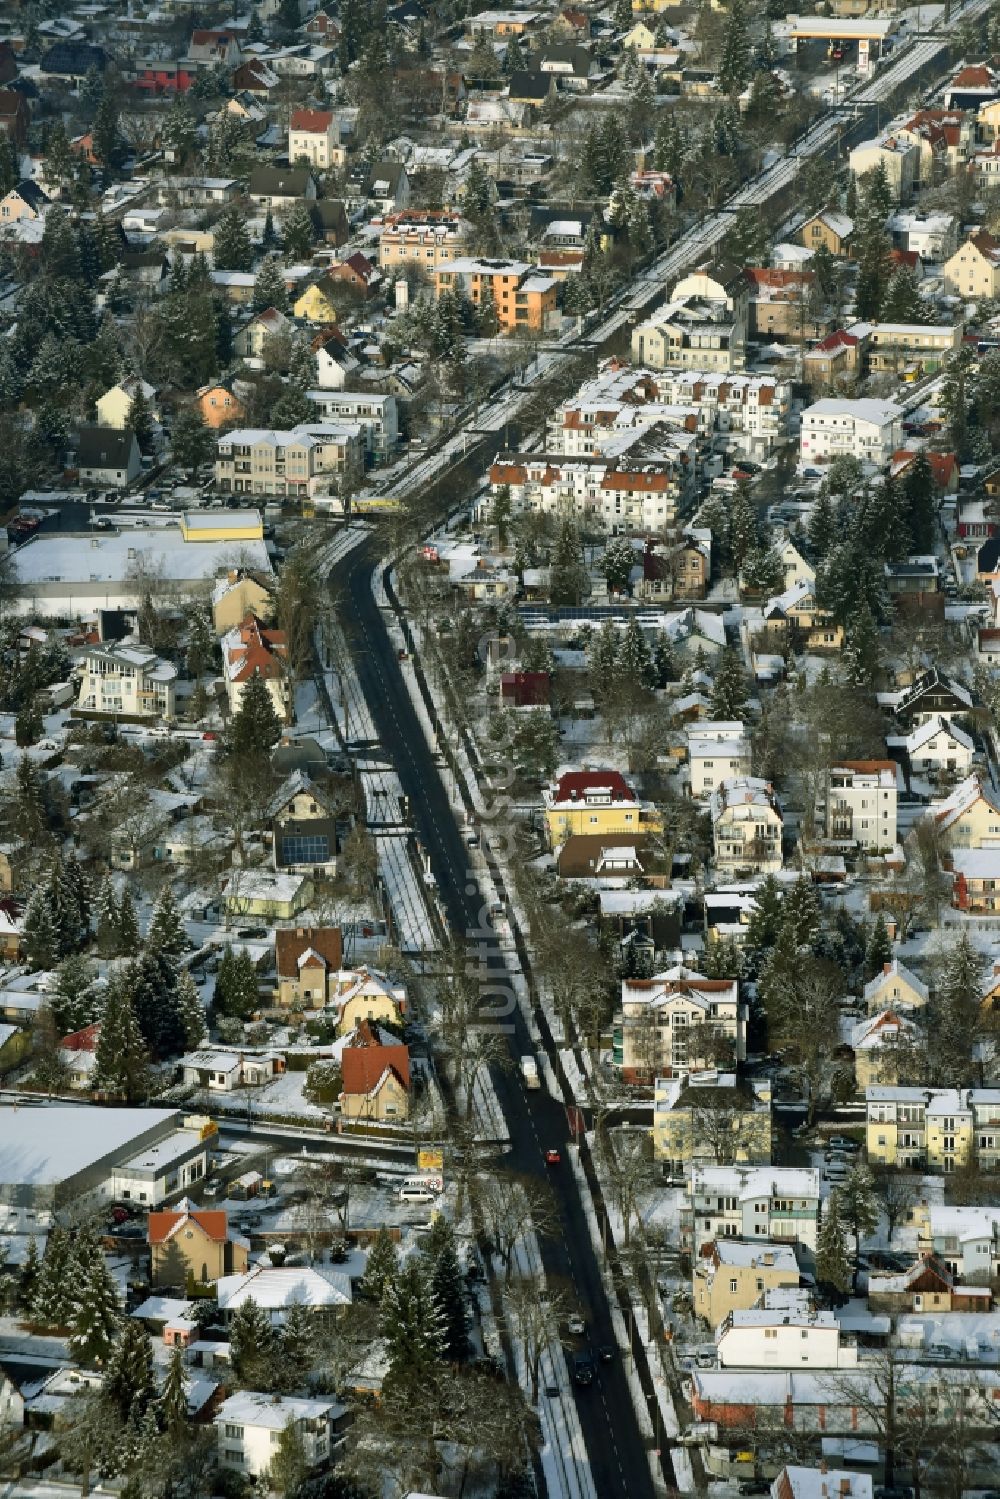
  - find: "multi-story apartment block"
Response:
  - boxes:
[549,364,790,461]
[860,320,962,376]
[711,777,783,875]
[653,1070,771,1172]
[489,437,697,536]
[915,1202,1000,1284]
[375,210,470,271]
[215,423,365,498]
[848,135,919,201]
[433,257,557,332]
[75,642,177,722]
[618,966,745,1085]
[302,391,398,456]
[688,721,752,799]
[682,1165,821,1253]
[825,760,898,850]
[866,1086,1000,1172]
[799,397,903,467]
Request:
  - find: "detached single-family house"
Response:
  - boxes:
[248,165,317,209]
[76,426,142,489]
[863,959,929,1013]
[851,1008,917,1088]
[215,1391,345,1477]
[711,777,783,875]
[179,1049,284,1091]
[95,378,158,432]
[149,1198,250,1287]
[269,771,338,871]
[693,1239,801,1331]
[222,612,291,723]
[275,925,344,1008]
[339,1019,410,1122]
[293,274,339,325]
[212,570,274,634]
[330,967,407,1036]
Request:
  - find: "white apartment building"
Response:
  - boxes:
[215,423,365,498]
[849,135,919,201]
[799,398,903,468]
[302,391,399,455]
[716,1300,858,1370]
[618,965,746,1084]
[886,209,959,262]
[711,777,783,875]
[688,721,752,799]
[216,1392,341,1477]
[75,641,177,721]
[489,442,696,536]
[288,108,344,171]
[683,1165,821,1253]
[825,761,898,850]
[917,1203,1000,1283]
[550,365,790,461]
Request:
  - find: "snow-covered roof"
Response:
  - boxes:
[0,1106,181,1186]
[217,1263,352,1311]
[863,959,928,1005]
[13,528,273,588]
[215,1391,344,1430]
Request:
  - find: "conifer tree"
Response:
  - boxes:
[617,616,655,691]
[51,954,100,1034]
[816,1190,851,1295]
[230,1296,274,1388]
[103,1319,157,1423]
[360,1226,399,1304]
[901,451,936,553]
[96,879,120,958]
[176,969,207,1047]
[32,1225,75,1327]
[131,946,185,1059]
[838,1163,879,1281]
[128,387,155,454]
[14,754,48,842]
[117,885,140,955]
[381,1256,445,1389]
[228,670,283,761]
[94,972,149,1102]
[69,1249,120,1364]
[19,1236,41,1314]
[719,0,752,95]
[424,1218,470,1361]
[253,255,289,313]
[865,912,893,979]
[709,646,749,721]
[278,1301,314,1389]
[23,886,59,971]
[212,203,253,271]
[159,1344,189,1439]
[281,201,315,262]
[147,884,187,959]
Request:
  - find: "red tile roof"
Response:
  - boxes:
[226,611,288,684]
[552,769,636,803]
[340,1023,410,1095]
[275,925,343,978]
[290,107,334,132]
[148,1208,229,1244]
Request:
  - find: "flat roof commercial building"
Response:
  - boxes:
[0,1106,194,1210]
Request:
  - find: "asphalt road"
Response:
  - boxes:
[332,539,659,1499]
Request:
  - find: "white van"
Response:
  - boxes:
[399,1184,438,1203]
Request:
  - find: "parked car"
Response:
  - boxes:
[827,1135,860,1153]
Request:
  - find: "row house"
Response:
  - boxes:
[375,209,471,271]
[488,444,695,535]
[214,423,365,498]
[866,1085,1000,1172]
[433,257,557,332]
[682,1165,821,1254]
[617,965,745,1085]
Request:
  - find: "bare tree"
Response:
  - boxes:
[505,1277,568,1405]
[597,1127,654,1248]
[477,1172,559,1283]
[872,1166,919,1240]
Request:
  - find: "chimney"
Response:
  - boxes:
[883,961,891,975]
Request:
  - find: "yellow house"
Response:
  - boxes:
[631,0,683,13]
[330,967,407,1037]
[692,1240,800,1330]
[622,21,657,46]
[224,870,313,921]
[275,925,343,1009]
[653,1071,771,1170]
[943,231,1000,301]
[340,1038,410,1123]
[851,1009,916,1089]
[293,275,338,325]
[149,1202,250,1288]
[542,768,660,848]
[867,1086,975,1171]
[0,1023,28,1075]
[863,959,929,1014]
[96,378,157,431]
[930,773,1000,850]
[179,510,264,544]
[757,580,843,651]
[212,570,274,635]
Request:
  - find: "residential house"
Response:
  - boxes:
[886,209,959,262]
[711,777,783,876]
[803,329,863,389]
[293,274,339,325]
[327,252,380,298]
[930,772,1000,849]
[632,260,750,374]
[434,258,557,333]
[357,159,410,210]
[894,110,972,187]
[688,721,752,799]
[848,135,919,201]
[825,761,898,850]
[222,611,291,723]
[617,966,745,1084]
[211,570,274,634]
[0,181,49,224]
[185,29,241,70]
[130,58,195,94]
[716,1300,858,1370]
[799,398,902,467]
[75,641,177,721]
[536,44,600,88]
[312,329,359,390]
[197,381,246,431]
[851,1008,917,1088]
[863,959,928,1013]
[149,1199,249,1287]
[890,449,960,493]
[38,42,109,84]
[217,1261,351,1322]
[862,321,961,376]
[541,768,658,847]
[891,667,973,725]
[179,1049,283,1092]
[214,424,364,499]
[653,1070,771,1173]
[915,1202,1000,1284]
[867,1253,963,1314]
[329,967,406,1036]
[269,771,338,871]
[274,925,344,1008]
[247,165,317,209]
[693,1240,801,1331]
[555,833,656,883]
[216,1392,343,1477]
[944,63,1000,110]
[901,714,974,781]
[951,848,1000,913]
[95,378,157,432]
[339,1020,410,1122]
[0,92,30,148]
[288,108,344,171]
[943,231,1000,299]
[223,869,313,921]
[638,534,710,602]
[76,426,141,490]
[755,578,843,653]
[231,59,280,97]
[799,210,854,256]
[682,1165,821,1253]
[234,306,293,360]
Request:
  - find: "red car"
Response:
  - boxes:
[545,1148,562,1166]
